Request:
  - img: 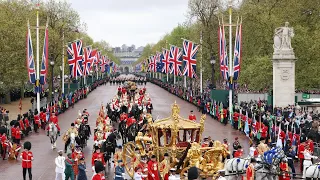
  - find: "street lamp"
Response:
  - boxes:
[50,60,55,104]
[210,55,216,89]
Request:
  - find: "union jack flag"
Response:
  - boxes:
[233,23,242,81]
[67,40,83,78]
[100,55,106,73]
[83,46,96,76]
[169,45,182,76]
[94,51,101,72]
[219,25,229,81]
[161,49,170,74]
[89,49,97,72]
[148,56,156,72]
[40,26,48,85]
[26,23,36,84]
[182,40,199,78]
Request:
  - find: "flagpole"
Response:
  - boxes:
[174,74,176,84]
[184,76,187,88]
[166,40,169,82]
[62,30,65,95]
[200,31,203,94]
[228,0,233,124]
[36,2,40,113]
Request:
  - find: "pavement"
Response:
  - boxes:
[0,78,251,180]
[1,98,32,120]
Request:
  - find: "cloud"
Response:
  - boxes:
[67,0,189,47]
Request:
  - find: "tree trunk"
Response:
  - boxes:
[5,91,11,104]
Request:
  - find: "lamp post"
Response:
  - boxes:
[50,60,55,104]
[210,55,216,89]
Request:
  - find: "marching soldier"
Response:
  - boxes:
[148,155,160,180]
[21,141,33,180]
[72,146,84,180]
[1,132,8,160]
[15,122,22,145]
[92,161,105,180]
[91,146,105,169]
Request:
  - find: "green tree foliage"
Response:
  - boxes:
[0,0,116,98]
[138,0,320,90]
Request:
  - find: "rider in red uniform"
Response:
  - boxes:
[188,110,196,121]
[126,116,136,128]
[46,112,61,136]
[120,112,128,122]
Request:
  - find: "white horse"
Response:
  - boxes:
[224,158,250,180]
[48,122,58,149]
[305,163,320,179]
[67,132,76,154]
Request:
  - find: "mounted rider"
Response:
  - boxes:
[126,116,136,129]
[63,123,79,153]
[47,111,61,136]
[120,112,128,122]
[82,109,89,121]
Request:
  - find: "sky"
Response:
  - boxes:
[67,0,189,48]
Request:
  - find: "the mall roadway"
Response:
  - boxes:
[0,79,250,180]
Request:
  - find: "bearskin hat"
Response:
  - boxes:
[15,122,20,127]
[94,161,104,173]
[23,141,32,150]
[71,123,75,127]
[188,166,199,180]
[10,120,17,126]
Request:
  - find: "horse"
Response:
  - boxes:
[101,131,121,166]
[48,122,58,149]
[126,123,138,142]
[65,132,81,154]
[223,158,250,180]
[118,120,127,144]
[78,123,91,149]
[305,163,320,179]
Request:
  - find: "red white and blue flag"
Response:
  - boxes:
[233,23,242,81]
[169,45,182,76]
[67,40,83,78]
[89,49,97,72]
[83,46,96,76]
[94,51,101,72]
[148,56,156,72]
[161,49,170,74]
[219,25,229,81]
[182,40,199,78]
[40,26,48,85]
[26,23,36,84]
[100,55,106,73]
[155,52,163,73]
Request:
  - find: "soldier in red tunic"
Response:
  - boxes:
[72,146,84,179]
[92,161,105,180]
[91,146,105,169]
[148,155,160,180]
[279,159,290,180]
[188,110,196,121]
[20,141,33,180]
[120,112,128,122]
[1,132,8,160]
[23,114,31,136]
[15,123,21,145]
[40,109,46,130]
[46,112,61,136]
[126,116,136,129]
[298,141,305,172]
[33,111,41,133]
[246,158,256,180]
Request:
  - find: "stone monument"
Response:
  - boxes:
[273,22,296,107]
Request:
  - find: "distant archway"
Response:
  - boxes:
[124,66,129,74]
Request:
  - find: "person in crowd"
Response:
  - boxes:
[232,137,241,157]
[134,166,147,180]
[286,146,296,177]
[279,158,290,180]
[168,168,180,180]
[55,150,66,180]
[188,110,196,121]
[65,153,75,180]
[115,159,125,180]
[77,157,87,180]
[21,141,33,180]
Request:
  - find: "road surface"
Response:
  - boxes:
[0,77,250,180]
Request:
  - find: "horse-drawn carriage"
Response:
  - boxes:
[122,102,227,179]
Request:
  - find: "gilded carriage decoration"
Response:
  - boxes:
[122,102,226,178]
